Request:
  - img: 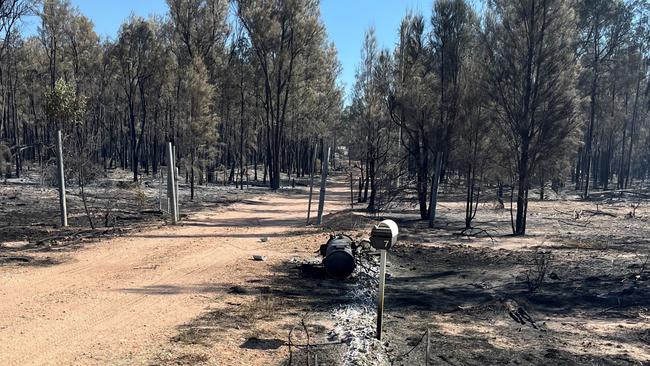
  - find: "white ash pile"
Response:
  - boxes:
[327,240,390,366]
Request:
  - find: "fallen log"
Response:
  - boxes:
[588,189,650,199]
[583,209,616,217]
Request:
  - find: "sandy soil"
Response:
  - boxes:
[2,175,649,366]
[0,179,350,365]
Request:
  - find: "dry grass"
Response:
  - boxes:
[241,294,282,321]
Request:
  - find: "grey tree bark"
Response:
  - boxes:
[428,152,443,228]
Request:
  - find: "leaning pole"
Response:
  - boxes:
[316,144,331,225]
[306,143,318,224]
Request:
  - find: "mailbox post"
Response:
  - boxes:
[370,219,398,340]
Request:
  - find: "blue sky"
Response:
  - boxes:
[322,0,432,100]
[21,0,438,99]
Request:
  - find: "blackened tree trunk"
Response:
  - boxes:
[625,73,641,188]
[190,149,195,200]
[515,143,529,235]
[367,158,376,211]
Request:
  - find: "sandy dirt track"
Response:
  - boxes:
[0,184,348,365]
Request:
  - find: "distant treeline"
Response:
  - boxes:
[344,0,649,235]
[0,0,342,196]
[0,0,649,235]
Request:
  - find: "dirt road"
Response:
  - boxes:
[0,184,349,365]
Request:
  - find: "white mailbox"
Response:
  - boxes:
[370,219,398,250]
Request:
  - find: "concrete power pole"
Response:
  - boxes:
[316,144,331,225]
[56,130,68,227]
[167,142,178,225]
[173,145,179,221]
[306,143,318,225]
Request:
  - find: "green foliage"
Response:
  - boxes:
[45,78,87,126]
[184,57,217,145]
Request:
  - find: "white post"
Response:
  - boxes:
[166,167,171,213]
[167,143,177,224]
[316,145,330,225]
[306,143,318,225]
[175,166,179,221]
[173,146,179,222]
[159,170,163,211]
[376,249,387,340]
[56,130,68,227]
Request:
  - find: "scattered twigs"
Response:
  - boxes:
[588,188,650,199]
[287,326,294,366]
[553,208,574,216]
[425,328,430,366]
[285,317,344,365]
[438,354,457,365]
[557,219,591,227]
[634,251,650,277]
[525,250,553,293]
[626,202,641,219]
[455,227,496,244]
[389,328,428,365]
[291,341,343,348]
[583,209,617,218]
[302,318,311,366]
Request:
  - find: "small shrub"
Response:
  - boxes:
[525,250,553,292]
[241,294,278,320]
[133,187,147,210]
[626,202,641,219]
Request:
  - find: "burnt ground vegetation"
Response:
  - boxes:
[0,168,258,267]
[382,187,650,365]
[153,185,650,365]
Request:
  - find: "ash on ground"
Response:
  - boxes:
[327,248,390,366]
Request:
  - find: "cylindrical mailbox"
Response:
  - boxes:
[322,235,356,279]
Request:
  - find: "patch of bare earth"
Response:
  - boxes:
[0,177,352,365]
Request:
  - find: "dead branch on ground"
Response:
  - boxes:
[455,227,496,244]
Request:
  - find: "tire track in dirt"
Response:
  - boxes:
[24,235,258,364]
